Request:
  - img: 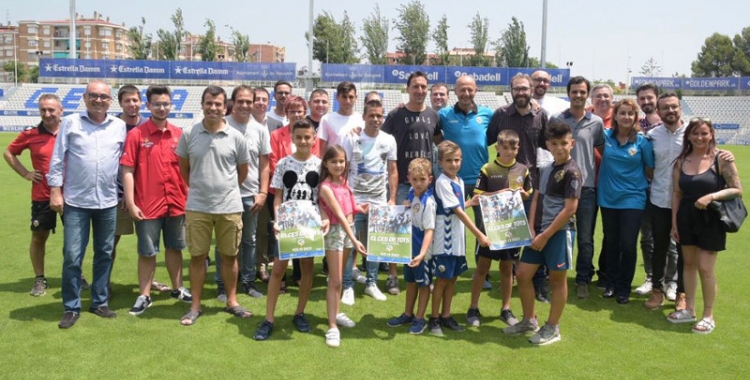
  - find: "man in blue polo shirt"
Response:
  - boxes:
[435,75,495,287]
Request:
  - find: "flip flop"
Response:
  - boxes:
[692,318,715,334]
[224,305,253,319]
[180,310,202,326]
[667,309,696,324]
[151,280,170,293]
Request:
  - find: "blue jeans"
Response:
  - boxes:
[214,196,259,284]
[344,212,379,289]
[61,204,117,313]
[574,187,597,284]
[601,207,643,297]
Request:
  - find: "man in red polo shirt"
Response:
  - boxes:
[120,85,192,316]
[4,94,62,296]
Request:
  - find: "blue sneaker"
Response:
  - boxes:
[409,318,427,334]
[387,313,414,327]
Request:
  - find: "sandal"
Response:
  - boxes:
[180,310,202,326]
[667,309,696,324]
[692,318,715,334]
[151,280,170,293]
[224,305,253,319]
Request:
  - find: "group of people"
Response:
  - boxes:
[4,68,741,346]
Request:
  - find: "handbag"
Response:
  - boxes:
[708,152,747,233]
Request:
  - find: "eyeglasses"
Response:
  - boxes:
[87,93,111,101]
[150,102,172,110]
[512,87,531,93]
[532,78,550,84]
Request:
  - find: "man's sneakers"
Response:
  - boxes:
[325,327,341,348]
[503,317,540,335]
[335,313,356,328]
[216,283,227,304]
[529,322,562,345]
[254,320,274,341]
[171,286,193,302]
[58,311,80,329]
[30,277,48,296]
[387,313,414,327]
[440,316,465,332]
[341,287,355,306]
[634,278,653,295]
[386,275,400,295]
[293,313,311,333]
[351,268,367,285]
[242,282,263,298]
[89,305,117,318]
[364,284,387,301]
[129,295,153,316]
[466,307,482,327]
[535,290,550,304]
[576,283,590,299]
[665,281,678,301]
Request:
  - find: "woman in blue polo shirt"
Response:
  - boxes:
[598,99,655,304]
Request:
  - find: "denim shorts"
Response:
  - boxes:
[324,223,354,251]
[135,215,187,257]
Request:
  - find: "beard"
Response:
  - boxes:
[513,95,530,108]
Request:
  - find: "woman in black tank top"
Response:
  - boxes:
[669,118,742,334]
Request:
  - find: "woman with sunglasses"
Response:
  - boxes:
[668,118,742,334]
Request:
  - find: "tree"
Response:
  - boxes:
[340,11,359,64]
[639,57,662,77]
[197,19,219,61]
[432,15,450,66]
[309,11,358,64]
[172,8,186,60]
[230,29,251,62]
[494,17,529,67]
[691,32,750,77]
[467,13,490,67]
[2,60,30,82]
[155,29,177,60]
[394,0,430,65]
[127,17,152,60]
[361,4,389,65]
[527,57,558,68]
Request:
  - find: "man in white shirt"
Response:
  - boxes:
[252,87,283,133]
[267,81,291,125]
[319,81,363,153]
[531,70,569,117]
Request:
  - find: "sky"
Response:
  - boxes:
[4,0,749,84]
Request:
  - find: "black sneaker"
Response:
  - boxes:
[428,317,444,336]
[602,288,615,298]
[171,287,193,303]
[293,313,311,333]
[242,282,263,298]
[440,316,465,332]
[216,283,227,303]
[466,307,481,327]
[129,295,153,316]
[254,320,274,341]
[500,309,519,326]
[536,290,550,304]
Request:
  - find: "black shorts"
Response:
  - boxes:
[677,205,725,252]
[31,201,57,232]
[477,245,520,261]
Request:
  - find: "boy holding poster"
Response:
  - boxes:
[503,122,581,345]
[429,141,491,335]
[386,158,436,334]
[254,119,322,341]
[467,130,532,328]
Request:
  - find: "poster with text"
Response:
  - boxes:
[479,191,532,250]
[277,200,325,260]
[366,205,412,264]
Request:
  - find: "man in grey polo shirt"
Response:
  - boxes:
[176,85,251,326]
[549,76,604,300]
[213,85,271,300]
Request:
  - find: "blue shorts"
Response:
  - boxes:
[432,255,468,279]
[520,229,575,271]
[403,259,433,287]
[135,215,187,257]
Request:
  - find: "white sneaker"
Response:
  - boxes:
[325,327,341,348]
[634,278,653,295]
[666,282,677,301]
[341,288,355,306]
[336,312,356,328]
[352,268,367,284]
[364,284,387,301]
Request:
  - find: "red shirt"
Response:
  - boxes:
[269,124,321,186]
[120,119,187,219]
[7,123,57,201]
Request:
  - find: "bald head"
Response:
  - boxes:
[531,70,552,99]
[455,75,477,112]
[83,80,113,122]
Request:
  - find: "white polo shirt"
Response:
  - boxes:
[647,122,686,209]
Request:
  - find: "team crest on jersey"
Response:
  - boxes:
[628,147,637,156]
[142,138,153,148]
[414,203,421,213]
[515,176,524,186]
[475,116,483,124]
[437,265,446,273]
[554,169,565,182]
